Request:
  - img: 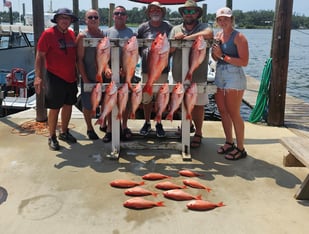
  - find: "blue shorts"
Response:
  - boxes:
[214,64,247,90]
[45,71,77,109]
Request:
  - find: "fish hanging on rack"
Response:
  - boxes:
[96,37,111,83]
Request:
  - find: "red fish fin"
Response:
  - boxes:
[140,181,145,186]
[205,187,212,193]
[116,113,121,120]
[217,202,225,207]
[153,192,158,197]
[156,201,165,207]
[143,84,153,96]
[130,113,136,119]
[196,195,202,200]
[186,113,192,120]
[154,115,161,123]
[182,185,188,189]
[166,113,173,121]
[96,74,103,83]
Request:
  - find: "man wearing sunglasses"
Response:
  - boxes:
[170,0,213,148]
[137,1,173,138]
[76,9,104,141]
[102,5,135,142]
[34,8,79,151]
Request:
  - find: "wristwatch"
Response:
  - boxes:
[220,54,226,61]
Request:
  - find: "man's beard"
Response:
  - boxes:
[184,18,198,25]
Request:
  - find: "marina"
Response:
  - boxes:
[1,1,309,233]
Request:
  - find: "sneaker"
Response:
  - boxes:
[139,122,151,136]
[48,135,60,150]
[156,123,166,138]
[59,130,77,144]
[87,130,99,140]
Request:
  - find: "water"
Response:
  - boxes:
[240,29,309,102]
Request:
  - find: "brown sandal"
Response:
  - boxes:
[217,142,235,154]
[190,134,202,148]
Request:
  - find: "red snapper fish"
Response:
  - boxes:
[90,83,102,116]
[184,82,198,120]
[166,83,185,121]
[182,179,212,192]
[179,169,203,177]
[95,81,118,127]
[124,186,158,197]
[185,35,206,81]
[187,200,225,211]
[110,179,145,188]
[155,181,187,190]
[163,189,202,201]
[154,83,170,122]
[122,36,139,89]
[117,83,129,120]
[130,82,143,119]
[123,197,164,209]
[143,33,170,96]
[96,37,111,83]
[142,172,170,180]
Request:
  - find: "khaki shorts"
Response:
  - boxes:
[142,73,169,104]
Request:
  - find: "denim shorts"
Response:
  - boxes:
[214,63,247,90]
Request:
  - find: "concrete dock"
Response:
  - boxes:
[0,77,309,233]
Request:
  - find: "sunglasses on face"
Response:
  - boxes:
[113,12,126,16]
[183,9,197,15]
[87,15,99,20]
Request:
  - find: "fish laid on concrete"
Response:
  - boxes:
[166,83,184,121]
[95,81,118,127]
[154,83,170,122]
[122,36,139,89]
[143,33,170,96]
[142,172,170,180]
[184,82,197,120]
[155,181,187,190]
[91,83,102,116]
[110,179,145,188]
[185,35,206,81]
[187,200,225,211]
[96,37,111,83]
[123,197,164,209]
[163,189,202,201]
[117,83,129,120]
[182,179,212,192]
[130,82,143,119]
[179,169,202,177]
[124,186,158,197]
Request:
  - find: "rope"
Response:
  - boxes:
[11,120,75,137]
[248,58,272,123]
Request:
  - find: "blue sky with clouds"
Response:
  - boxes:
[3,0,309,16]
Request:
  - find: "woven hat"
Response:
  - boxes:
[178,0,203,19]
[51,8,78,23]
[216,7,233,18]
[145,1,166,18]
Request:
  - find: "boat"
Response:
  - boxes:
[0,25,36,114]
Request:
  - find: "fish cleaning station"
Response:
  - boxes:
[83,36,212,160]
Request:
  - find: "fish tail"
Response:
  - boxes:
[96,74,103,83]
[166,113,173,121]
[156,201,165,207]
[205,187,212,193]
[130,112,136,119]
[186,113,192,120]
[217,202,225,207]
[143,84,153,96]
[196,195,202,200]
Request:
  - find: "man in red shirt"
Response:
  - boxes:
[34,8,78,150]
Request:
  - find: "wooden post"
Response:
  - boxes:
[267,0,293,126]
[92,0,99,10]
[226,0,233,9]
[73,0,79,36]
[109,3,115,27]
[202,4,207,23]
[33,0,47,122]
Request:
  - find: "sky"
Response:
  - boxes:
[2,0,309,16]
